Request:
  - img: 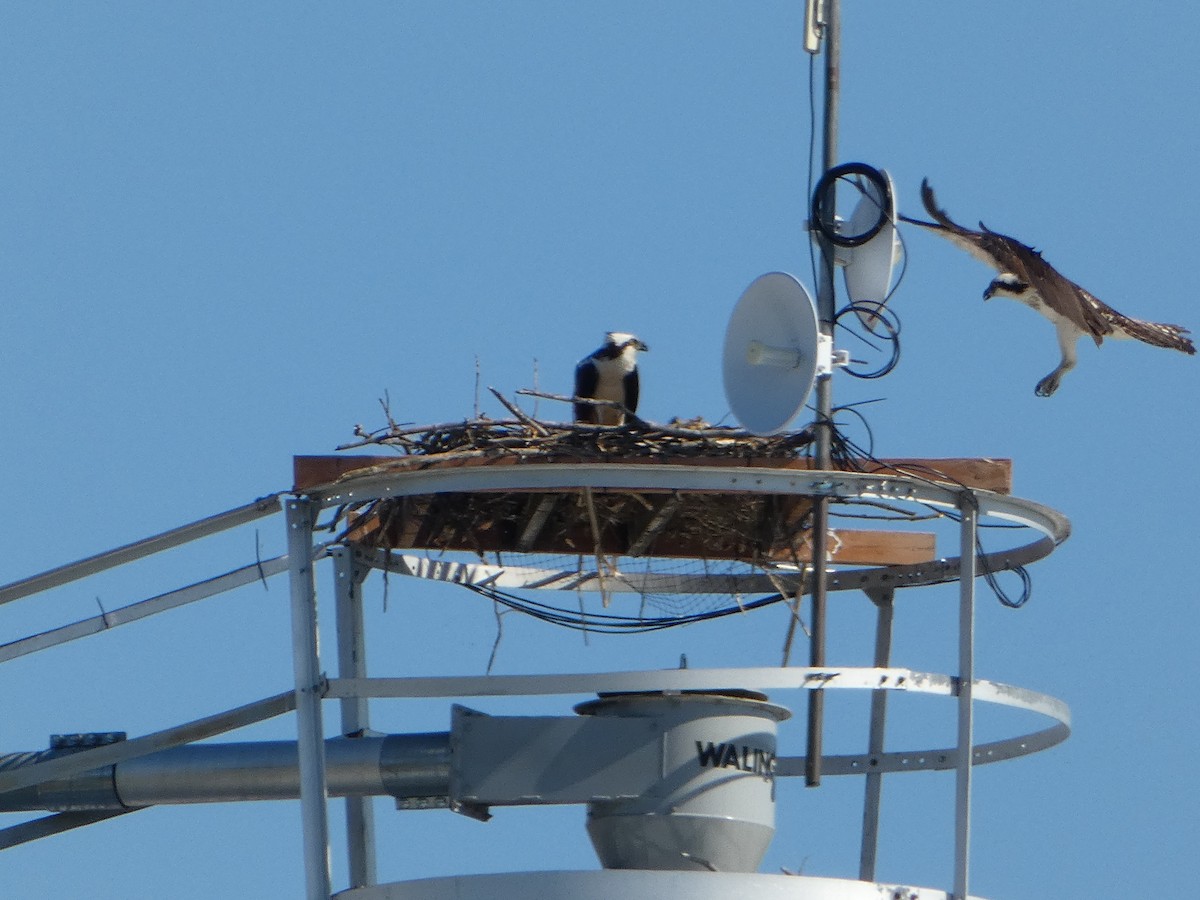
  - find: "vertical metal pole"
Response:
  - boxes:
[859,587,894,881]
[954,495,978,900]
[332,546,377,888]
[807,0,841,789]
[286,497,333,900]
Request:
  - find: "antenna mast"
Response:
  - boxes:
[806,0,840,788]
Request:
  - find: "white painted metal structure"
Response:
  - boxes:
[0,461,1070,900]
[334,870,979,900]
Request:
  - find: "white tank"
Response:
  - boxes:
[575,690,790,873]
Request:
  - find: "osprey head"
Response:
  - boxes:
[984,274,1029,301]
[605,332,649,352]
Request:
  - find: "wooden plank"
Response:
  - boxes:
[295,454,1012,494]
[781,529,935,566]
[294,455,398,489]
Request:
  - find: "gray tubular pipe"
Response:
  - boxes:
[0,734,450,812]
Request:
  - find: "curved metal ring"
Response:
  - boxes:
[325,664,1071,773]
[310,463,1069,594]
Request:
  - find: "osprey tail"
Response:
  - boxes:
[1106,313,1195,354]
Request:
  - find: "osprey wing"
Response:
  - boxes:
[623,368,640,416]
[574,359,599,423]
[917,179,1109,343]
[1002,240,1112,345]
[912,180,1009,270]
[914,180,1046,286]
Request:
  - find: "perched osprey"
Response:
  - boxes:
[574,332,648,425]
[903,179,1195,396]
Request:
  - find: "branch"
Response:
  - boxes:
[488,386,550,436]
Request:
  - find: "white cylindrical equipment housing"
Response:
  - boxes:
[574,690,789,873]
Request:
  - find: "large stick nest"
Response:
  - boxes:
[332,395,818,565]
[338,390,815,464]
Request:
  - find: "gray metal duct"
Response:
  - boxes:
[1,693,789,876]
[0,733,450,813]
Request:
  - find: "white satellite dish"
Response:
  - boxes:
[722,272,820,435]
[837,168,900,334]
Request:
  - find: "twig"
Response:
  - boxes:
[255,530,269,590]
[515,389,630,419]
[331,446,560,483]
[778,552,812,667]
[488,386,549,436]
[486,601,508,674]
[531,358,540,419]
[582,487,613,607]
[514,390,812,441]
[576,583,590,647]
[379,390,399,431]
[335,419,527,451]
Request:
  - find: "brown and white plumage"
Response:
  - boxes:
[902,179,1194,396]
[574,332,648,425]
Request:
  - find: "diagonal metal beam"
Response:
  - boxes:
[0,691,297,797]
[0,810,140,850]
[0,494,282,607]
[0,556,291,663]
[859,587,895,880]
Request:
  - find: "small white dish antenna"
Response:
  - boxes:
[837,168,900,334]
[811,163,901,335]
[722,272,820,435]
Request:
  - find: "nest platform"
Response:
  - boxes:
[297,421,1011,569]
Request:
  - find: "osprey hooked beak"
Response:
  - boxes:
[606,332,649,352]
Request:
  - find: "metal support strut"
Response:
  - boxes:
[332,546,377,889]
[954,494,978,900]
[858,588,895,881]
[286,497,333,900]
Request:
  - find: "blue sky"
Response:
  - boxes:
[2,3,1197,898]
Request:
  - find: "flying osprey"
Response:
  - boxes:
[902,179,1194,396]
[574,332,648,425]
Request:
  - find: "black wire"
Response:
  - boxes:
[463,583,789,634]
[454,365,1030,625]
[834,303,902,379]
[806,49,819,295]
[955,491,1033,609]
[815,411,1033,608]
[810,164,893,248]
[802,166,908,382]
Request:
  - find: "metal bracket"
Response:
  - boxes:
[816,333,835,376]
[804,0,825,53]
